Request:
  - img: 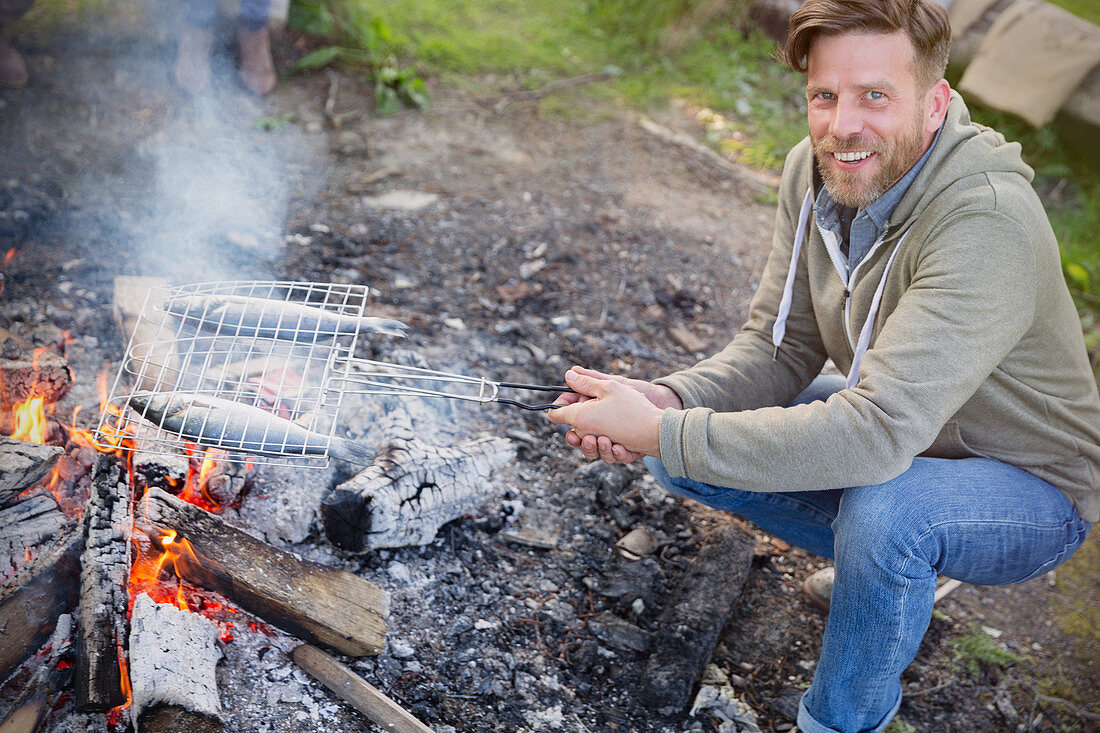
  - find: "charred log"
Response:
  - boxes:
[321,436,515,553]
[0,614,73,733]
[0,437,62,507]
[0,492,69,585]
[136,488,387,657]
[129,593,223,733]
[74,454,131,711]
[0,332,72,411]
[291,644,433,733]
[639,524,754,714]
[0,533,81,681]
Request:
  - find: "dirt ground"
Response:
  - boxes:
[1,14,1098,733]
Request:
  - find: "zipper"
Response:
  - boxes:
[815,218,858,354]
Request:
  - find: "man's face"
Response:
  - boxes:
[806,31,937,209]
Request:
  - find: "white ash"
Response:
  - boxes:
[128,593,223,724]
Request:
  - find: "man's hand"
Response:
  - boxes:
[548,367,682,464]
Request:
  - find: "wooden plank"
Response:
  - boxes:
[639,524,755,714]
[0,437,62,507]
[129,593,224,733]
[135,488,388,657]
[292,644,433,733]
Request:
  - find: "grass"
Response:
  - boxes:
[950,631,1021,677]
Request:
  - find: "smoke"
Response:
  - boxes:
[135,89,299,282]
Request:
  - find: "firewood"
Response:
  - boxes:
[639,524,754,714]
[0,436,62,507]
[0,492,69,585]
[135,487,388,657]
[0,533,81,681]
[291,644,433,733]
[321,435,515,553]
[0,614,73,733]
[129,593,224,733]
[0,330,72,410]
[74,454,132,711]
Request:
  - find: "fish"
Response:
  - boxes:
[161,293,407,341]
[127,391,373,466]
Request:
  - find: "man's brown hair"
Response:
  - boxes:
[782,0,951,90]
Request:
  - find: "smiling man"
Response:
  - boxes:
[547,0,1100,731]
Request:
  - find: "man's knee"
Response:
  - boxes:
[832,481,935,565]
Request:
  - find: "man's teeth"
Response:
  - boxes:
[833,151,873,163]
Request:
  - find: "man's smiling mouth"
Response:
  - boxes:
[833,151,874,163]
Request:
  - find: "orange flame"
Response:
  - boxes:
[2,248,14,267]
[180,445,224,512]
[10,394,48,443]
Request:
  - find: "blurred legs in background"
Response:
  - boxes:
[174,0,275,95]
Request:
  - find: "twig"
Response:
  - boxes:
[1027,685,1100,722]
[292,644,434,733]
[324,69,363,129]
[907,680,954,697]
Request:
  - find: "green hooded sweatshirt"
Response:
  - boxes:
[655,92,1100,523]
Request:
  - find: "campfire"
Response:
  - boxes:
[0,278,518,732]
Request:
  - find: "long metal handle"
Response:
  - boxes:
[331,358,571,411]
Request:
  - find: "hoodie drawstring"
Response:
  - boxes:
[772,187,814,359]
[770,186,909,390]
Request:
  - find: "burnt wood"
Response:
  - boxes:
[0,437,62,507]
[321,435,515,553]
[0,534,81,681]
[129,593,224,733]
[292,644,433,733]
[639,524,754,714]
[0,330,72,410]
[75,454,131,711]
[0,614,73,733]
[136,488,388,657]
[0,492,68,585]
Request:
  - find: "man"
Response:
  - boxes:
[0,0,32,87]
[547,0,1100,731]
[174,0,276,95]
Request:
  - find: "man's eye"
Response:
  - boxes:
[867,91,884,100]
[818,92,835,100]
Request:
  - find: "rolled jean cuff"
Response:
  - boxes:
[797,688,902,733]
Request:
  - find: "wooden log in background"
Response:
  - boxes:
[0,533,81,681]
[129,593,224,733]
[136,488,388,657]
[639,524,755,714]
[321,435,515,553]
[75,454,131,711]
[0,436,62,507]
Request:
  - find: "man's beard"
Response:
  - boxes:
[813,117,925,209]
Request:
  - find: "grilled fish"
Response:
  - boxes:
[162,293,407,341]
[127,391,372,465]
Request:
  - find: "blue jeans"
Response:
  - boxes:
[644,376,1092,733]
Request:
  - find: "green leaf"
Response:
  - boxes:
[375,84,401,116]
[400,77,432,110]
[1064,261,1091,291]
[290,46,346,72]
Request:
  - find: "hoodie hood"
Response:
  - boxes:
[888,91,1034,230]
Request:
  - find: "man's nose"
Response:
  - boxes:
[828,98,864,139]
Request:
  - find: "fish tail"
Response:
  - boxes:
[328,437,374,466]
[364,317,408,338]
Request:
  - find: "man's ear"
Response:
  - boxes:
[924,78,951,134]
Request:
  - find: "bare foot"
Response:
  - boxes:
[238,27,276,96]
